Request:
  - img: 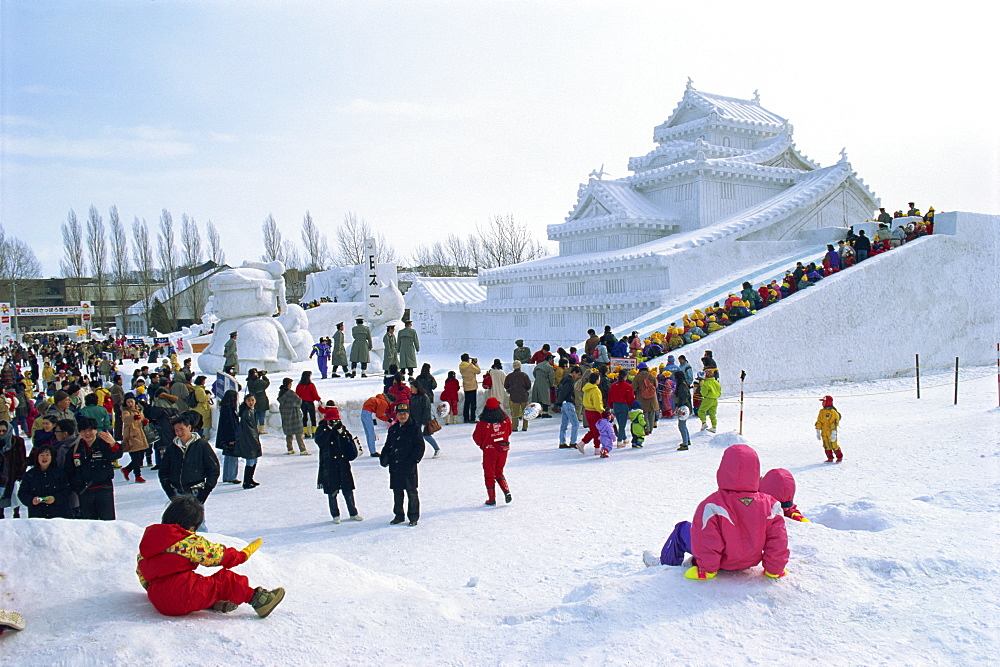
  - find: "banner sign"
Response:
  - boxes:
[128,338,145,345]
[213,371,239,399]
[610,357,637,371]
[0,303,11,342]
[153,337,169,345]
[365,237,382,321]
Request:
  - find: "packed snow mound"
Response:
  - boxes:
[705,431,748,448]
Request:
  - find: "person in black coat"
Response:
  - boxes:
[315,415,362,523]
[158,414,220,504]
[215,389,240,484]
[145,388,180,470]
[71,416,124,520]
[17,445,72,518]
[379,403,424,526]
[234,395,262,489]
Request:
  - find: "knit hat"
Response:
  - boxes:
[123,392,136,402]
[53,390,69,403]
[485,397,500,410]
[637,362,647,370]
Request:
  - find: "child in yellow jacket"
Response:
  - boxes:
[815,395,842,462]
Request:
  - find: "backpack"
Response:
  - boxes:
[640,376,656,400]
[102,393,114,415]
[482,372,492,390]
[185,390,198,409]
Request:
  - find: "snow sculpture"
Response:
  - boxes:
[198,261,312,374]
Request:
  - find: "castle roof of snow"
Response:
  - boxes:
[408,276,487,307]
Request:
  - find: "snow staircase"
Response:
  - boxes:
[613,243,833,339]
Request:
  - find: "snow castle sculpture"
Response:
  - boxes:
[198,261,313,374]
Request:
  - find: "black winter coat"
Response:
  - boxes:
[414,373,437,402]
[70,437,123,492]
[409,392,432,427]
[555,375,576,406]
[215,405,239,456]
[146,402,180,450]
[17,465,72,518]
[674,379,693,411]
[233,405,262,460]
[158,437,220,502]
[379,419,424,490]
[315,420,358,492]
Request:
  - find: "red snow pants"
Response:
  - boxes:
[147,568,255,616]
[482,446,509,490]
[581,410,601,445]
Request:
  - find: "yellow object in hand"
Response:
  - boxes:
[241,538,263,558]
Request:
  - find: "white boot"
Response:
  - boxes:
[643,550,662,567]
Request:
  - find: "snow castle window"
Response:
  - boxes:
[605,278,626,294]
[567,282,586,297]
[587,312,605,328]
[514,314,530,327]
[722,136,731,147]
[549,313,565,329]
[675,183,694,201]
[528,284,543,298]
[721,182,735,200]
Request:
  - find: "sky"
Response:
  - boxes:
[2,0,997,278]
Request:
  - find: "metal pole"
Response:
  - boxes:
[915,353,920,399]
[738,370,746,435]
[11,279,18,342]
[954,357,959,406]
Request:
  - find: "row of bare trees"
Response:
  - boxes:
[261,211,546,276]
[0,225,43,282]
[261,211,398,271]
[408,214,548,274]
[60,206,227,327]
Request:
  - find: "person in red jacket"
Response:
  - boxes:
[136,496,285,617]
[295,371,323,439]
[607,374,636,447]
[472,397,513,506]
[687,444,789,580]
[439,371,460,425]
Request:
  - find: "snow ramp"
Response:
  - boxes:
[614,242,832,339]
[648,211,998,391]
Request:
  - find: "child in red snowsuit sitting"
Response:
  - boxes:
[136,496,285,617]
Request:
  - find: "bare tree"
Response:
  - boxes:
[60,209,88,304]
[86,205,108,325]
[336,211,396,266]
[300,211,329,272]
[108,206,131,324]
[478,214,547,268]
[282,240,302,271]
[206,220,226,265]
[180,214,206,322]
[157,209,179,327]
[0,225,43,281]
[131,217,155,325]
[261,214,283,263]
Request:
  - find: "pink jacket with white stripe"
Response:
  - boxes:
[691,445,789,576]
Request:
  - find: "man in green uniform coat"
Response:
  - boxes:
[331,323,349,378]
[397,320,420,378]
[382,325,399,372]
[349,317,372,378]
[223,332,239,375]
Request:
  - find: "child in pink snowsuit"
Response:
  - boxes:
[759,467,809,522]
[687,444,789,579]
[595,411,616,458]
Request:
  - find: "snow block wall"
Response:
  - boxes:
[668,212,999,392]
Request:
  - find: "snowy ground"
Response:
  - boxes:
[1,357,998,665]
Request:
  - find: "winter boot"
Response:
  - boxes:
[498,477,511,503]
[210,600,239,613]
[700,422,709,431]
[249,587,285,618]
[677,444,689,451]
[135,474,147,483]
[834,447,843,463]
[242,464,260,489]
[521,419,528,432]
[708,426,716,433]
[122,467,130,481]
[485,486,496,506]
[824,448,835,463]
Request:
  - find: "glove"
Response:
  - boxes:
[815,429,822,441]
[684,566,716,580]
[830,430,838,442]
[764,569,787,579]
[241,538,263,558]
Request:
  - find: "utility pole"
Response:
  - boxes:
[11,279,18,342]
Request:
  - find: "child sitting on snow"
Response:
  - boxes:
[136,495,285,617]
[642,445,789,580]
[760,468,809,522]
[627,402,646,449]
[815,395,842,462]
[594,411,616,457]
